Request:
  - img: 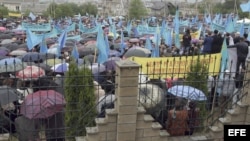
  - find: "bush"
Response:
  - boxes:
[184,55,209,132]
[64,61,96,140]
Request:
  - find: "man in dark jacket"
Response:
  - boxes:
[228,37,249,76]
[202,31,213,54]
[211,30,223,53]
[182,29,192,55]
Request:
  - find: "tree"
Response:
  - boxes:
[23,9,31,17]
[184,56,209,132]
[64,61,96,140]
[79,3,98,16]
[0,6,9,18]
[128,0,148,20]
[46,2,58,18]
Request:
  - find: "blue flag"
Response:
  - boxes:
[71,43,79,60]
[29,12,36,21]
[219,38,228,79]
[104,34,110,56]
[96,25,108,64]
[240,1,250,12]
[39,34,48,53]
[239,22,245,37]
[26,28,41,50]
[174,8,181,48]
[120,31,126,55]
[58,30,67,49]
[145,36,152,51]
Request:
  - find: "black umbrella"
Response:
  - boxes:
[4,43,21,51]
[21,52,47,62]
[124,48,149,58]
[0,86,21,106]
[0,34,12,39]
[78,47,96,58]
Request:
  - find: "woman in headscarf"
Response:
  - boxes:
[166,98,189,136]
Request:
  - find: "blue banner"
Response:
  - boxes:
[36,28,58,40]
[137,25,157,34]
[21,22,52,31]
[80,26,98,34]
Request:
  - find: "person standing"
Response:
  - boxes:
[228,37,249,76]
[211,30,224,53]
[202,31,213,54]
[166,98,189,136]
[225,32,234,46]
[182,29,192,55]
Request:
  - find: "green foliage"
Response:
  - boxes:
[0,6,9,18]
[197,0,249,18]
[64,61,96,139]
[44,2,97,19]
[185,57,208,94]
[79,3,98,16]
[184,56,209,132]
[128,0,148,20]
[23,9,31,17]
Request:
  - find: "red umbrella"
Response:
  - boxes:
[16,66,45,81]
[20,90,66,119]
[0,27,6,31]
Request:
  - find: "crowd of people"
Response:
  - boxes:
[0,15,248,139]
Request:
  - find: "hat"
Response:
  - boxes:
[236,32,240,35]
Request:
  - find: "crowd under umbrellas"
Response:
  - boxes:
[0,16,211,140]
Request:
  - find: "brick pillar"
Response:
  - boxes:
[242,60,250,105]
[115,60,140,141]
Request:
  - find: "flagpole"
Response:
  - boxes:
[93,47,97,63]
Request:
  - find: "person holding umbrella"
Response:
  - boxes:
[166,98,189,136]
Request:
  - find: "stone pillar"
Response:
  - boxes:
[115,60,140,141]
[242,60,250,105]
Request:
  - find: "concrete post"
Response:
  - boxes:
[115,60,140,141]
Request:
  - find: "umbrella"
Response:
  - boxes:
[16,65,46,81]
[4,43,21,51]
[78,47,96,58]
[47,47,58,55]
[83,54,95,64]
[20,90,66,119]
[21,52,47,62]
[88,63,106,74]
[0,85,21,106]
[0,27,6,31]
[109,50,121,57]
[26,62,52,72]
[129,38,140,43]
[85,44,97,50]
[8,50,27,56]
[123,48,149,58]
[1,39,13,45]
[108,57,121,61]
[138,84,164,108]
[44,58,64,66]
[0,50,8,56]
[0,47,10,52]
[0,34,12,39]
[103,59,120,71]
[51,63,69,73]
[0,57,27,73]
[167,85,207,101]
